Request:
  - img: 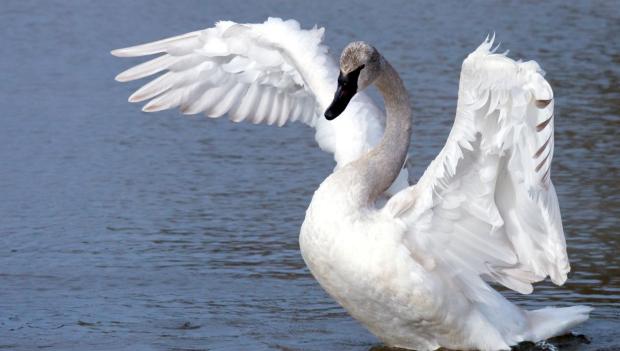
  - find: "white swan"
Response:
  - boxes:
[113,18,591,351]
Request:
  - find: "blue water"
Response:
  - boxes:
[1,1,618,350]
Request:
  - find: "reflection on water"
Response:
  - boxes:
[0,1,618,350]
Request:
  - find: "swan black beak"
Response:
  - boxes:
[324,64,365,120]
[324,84,356,120]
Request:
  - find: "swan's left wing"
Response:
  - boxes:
[112,18,409,190]
[112,19,333,126]
[385,37,567,299]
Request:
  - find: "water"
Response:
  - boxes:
[1,1,618,350]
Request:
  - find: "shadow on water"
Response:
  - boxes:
[369,334,592,351]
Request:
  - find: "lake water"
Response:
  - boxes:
[1,1,618,350]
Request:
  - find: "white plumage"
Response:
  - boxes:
[113,18,590,351]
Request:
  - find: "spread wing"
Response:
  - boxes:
[112,18,331,126]
[112,18,406,184]
[385,37,567,300]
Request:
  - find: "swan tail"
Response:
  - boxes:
[525,305,592,341]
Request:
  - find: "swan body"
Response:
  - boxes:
[113,18,591,351]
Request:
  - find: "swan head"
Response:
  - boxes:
[325,41,381,120]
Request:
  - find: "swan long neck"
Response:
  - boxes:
[356,58,412,203]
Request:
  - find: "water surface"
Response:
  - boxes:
[1,1,618,350]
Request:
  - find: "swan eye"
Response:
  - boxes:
[338,64,366,88]
[337,72,347,86]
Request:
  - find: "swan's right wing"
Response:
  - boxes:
[113,18,394,175]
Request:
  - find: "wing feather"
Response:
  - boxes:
[253,87,274,124]
[128,71,177,103]
[207,82,244,118]
[180,82,215,115]
[142,87,184,112]
[115,54,180,82]
[229,83,260,122]
[268,93,283,125]
[111,31,202,57]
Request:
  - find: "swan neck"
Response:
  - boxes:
[361,58,412,203]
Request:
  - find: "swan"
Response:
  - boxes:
[112,18,591,351]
